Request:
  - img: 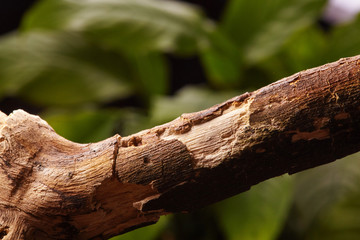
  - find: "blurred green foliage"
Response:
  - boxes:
[0,0,360,239]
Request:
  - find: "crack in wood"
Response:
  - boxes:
[112,134,121,180]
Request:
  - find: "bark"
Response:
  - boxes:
[0,55,360,239]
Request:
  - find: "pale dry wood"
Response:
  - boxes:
[0,55,360,239]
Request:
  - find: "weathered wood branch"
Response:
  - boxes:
[0,55,360,239]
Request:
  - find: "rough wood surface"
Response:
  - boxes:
[0,55,360,239]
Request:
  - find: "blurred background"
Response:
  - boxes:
[1,0,360,239]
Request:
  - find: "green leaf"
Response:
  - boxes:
[200,30,243,87]
[214,176,293,240]
[109,215,169,240]
[130,53,168,96]
[221,0,326,63]
[258,26,327,82]
[22,0,212,54]
[287,152,360,239]
[324,14,360,62]
[0,31,132,106]
[118,110,152,137]
[43,108,123,143]
[150,86,240,125]
[270,15,360,80]
[280,26,327,73]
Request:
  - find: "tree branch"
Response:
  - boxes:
[1,55,360,239]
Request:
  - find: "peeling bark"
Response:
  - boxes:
[0,55,360,239]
